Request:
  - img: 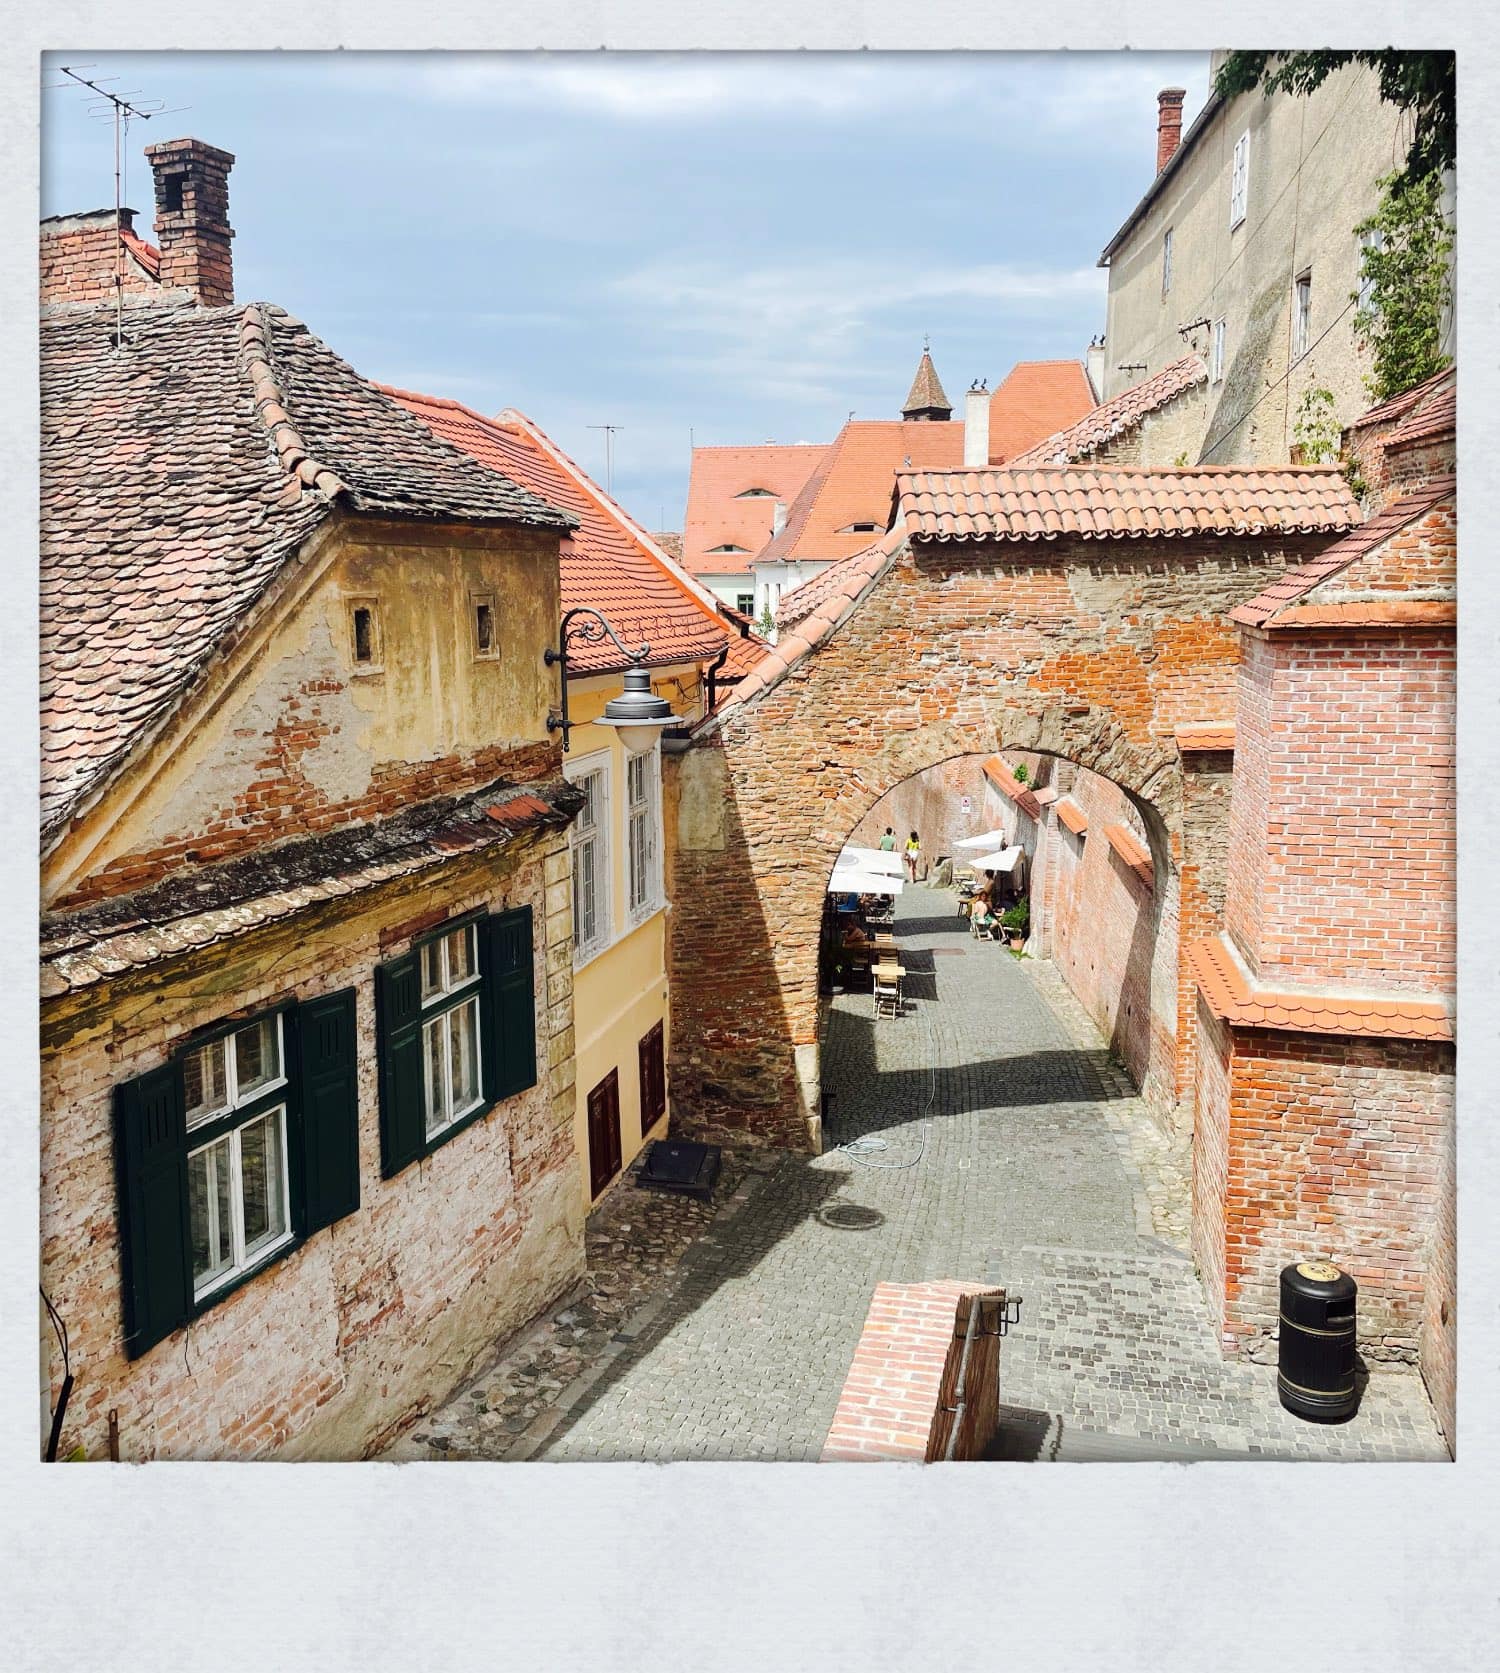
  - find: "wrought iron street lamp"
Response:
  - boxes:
[544,606,676,754]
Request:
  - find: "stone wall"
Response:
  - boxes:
[39,841,583,1461]
[849,755,992,872]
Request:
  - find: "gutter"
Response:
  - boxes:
[1097,90,1225,267]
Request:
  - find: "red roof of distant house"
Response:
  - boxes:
[1055,798,1088,836]
[896,464,1359,544]
[1346,365,1454,433]
[1186,935,1453,1042]
[390,387,765,680]
[682,443,828,575]
[1010,356,1206,467]
[987,360,1098,462]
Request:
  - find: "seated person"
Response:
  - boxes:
[970,871,999,933]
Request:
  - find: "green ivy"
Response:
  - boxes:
[1352,171,1453,403]
[1292,387,1340,464]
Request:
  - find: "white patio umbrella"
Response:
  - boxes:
[827,870,905,896]
[835,845,905,877]
[962,845,1024,873]
[955,828,1010,850]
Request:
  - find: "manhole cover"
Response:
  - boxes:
[816,1202,886,1231]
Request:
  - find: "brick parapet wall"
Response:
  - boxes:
[39,837,583,1461]
[820,1281,1005,1462]
[670,533,1313,1149]
[40,214,163,308]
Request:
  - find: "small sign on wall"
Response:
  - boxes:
[961,796,972,815]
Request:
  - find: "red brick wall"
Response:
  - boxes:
[1420,1105,1457,1448]
[1192,1001,1233,1320]
[40,212,161,307]
[849,754,991,869]
[1214,1029,1453,1376]
[39,847,582,1461]
[1228,626,1455,991]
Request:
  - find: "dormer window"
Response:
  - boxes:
[734,488,775,498]
[838,523,881,535]
[707,544,750,554]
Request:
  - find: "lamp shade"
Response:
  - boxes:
[597,661,674,753]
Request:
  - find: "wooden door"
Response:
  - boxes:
[587,1069,622,1199]
[638,1022,666,1136]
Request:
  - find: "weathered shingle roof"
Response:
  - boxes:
[41,301,574,838]
[1008,356,1206,467]
[40,774,580,994]
[902,348,952,416]
[387,387,764,681]
[895,464,1359,544]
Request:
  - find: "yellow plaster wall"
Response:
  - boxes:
[46,515,562,906]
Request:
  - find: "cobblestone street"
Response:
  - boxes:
[388,885,1447,1464]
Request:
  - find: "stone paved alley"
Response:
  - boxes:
[388,886,1446,1464]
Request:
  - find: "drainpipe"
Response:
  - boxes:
[704,641,730,716]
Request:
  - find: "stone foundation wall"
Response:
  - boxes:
[39,841,583,1461]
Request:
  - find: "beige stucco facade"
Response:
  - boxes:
[1101,60,1446,468]
[44,513,562,908]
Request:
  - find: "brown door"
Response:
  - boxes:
[638,1022,666,1135]
[587,1069,622,1199]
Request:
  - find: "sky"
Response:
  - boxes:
[41,51,1209,535]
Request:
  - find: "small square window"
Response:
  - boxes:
[472,592,498,660]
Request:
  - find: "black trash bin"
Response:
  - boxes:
[1277,1261,1358,1421]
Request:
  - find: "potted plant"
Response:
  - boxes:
[1001,897,1030,952]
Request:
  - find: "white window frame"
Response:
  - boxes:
[184,1014,288,1132]
[566,751,612,967]
[1229,130,1249,230]
[1292,271,1313,361]
[1210,317,1226,383]
[626,743,664,927]
[1357,228,1384,313]
[417,923,485,1141]
[1161,227,1173,296]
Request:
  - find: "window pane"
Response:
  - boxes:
[234,1017,280,1098]
[183,1039,229,1129]
[449,1000,481,1114]
[446,925,476,986]
[189,1138,233,1291]
[574,835,595,949]
[423,1015,448,1136]
[421,939,445,1001]
[240,1110,287,1259]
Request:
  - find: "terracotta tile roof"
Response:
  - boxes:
[987,360,1099,462]
[1008,356,1206,467]
[1185,936,1453,1043]
[1033,784,1060,807]
[1055,798,1088,836]
[652,531,684,560]
[1175,721,1235,752]
[681,444,828,575]
[902,348,952,417]
[1389,380,1456,449]
[896,463,1359,544]
[1103,823,1154,888]
[1346,366,1454,432]
[714,528,904,714]
[40,774,581,995]
[119,224,161,280]
[982,755,1042,820]
[759,419,964,563]
[775,542,882,631]
[1229,476,1454,628]
[40,301,572,840]
[389,387,764,681]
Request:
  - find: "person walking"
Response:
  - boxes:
[904,829,922,883]
[878,827,897,853]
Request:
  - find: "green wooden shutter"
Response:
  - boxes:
[481,907,537,1103]
[291,989,361,1233]
[375,954,425,1177]
[114,1065,190,1360]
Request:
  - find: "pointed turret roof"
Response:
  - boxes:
[901,344,952,421]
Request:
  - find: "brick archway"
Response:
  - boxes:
[665,521,1329,1151]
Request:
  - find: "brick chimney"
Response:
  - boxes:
[144,138,235,307]
[1156,88,1186,174]
[963,380,990,468]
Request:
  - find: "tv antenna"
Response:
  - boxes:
[588,424,622,495]
[44,64,188,344]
